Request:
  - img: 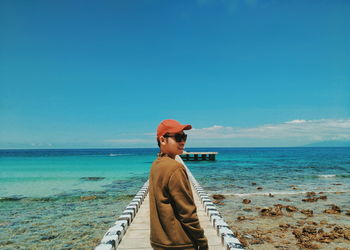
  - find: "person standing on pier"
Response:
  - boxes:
[149,119,208,250]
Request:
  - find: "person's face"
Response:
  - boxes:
[159,132,187,158]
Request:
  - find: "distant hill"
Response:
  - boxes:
[304,140,350,147]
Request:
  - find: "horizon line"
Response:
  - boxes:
[1,145,350,151]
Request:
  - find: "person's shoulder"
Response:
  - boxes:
[162,156,183,167]
[154,156,183,171]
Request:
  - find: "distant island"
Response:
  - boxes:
[304,140,350,147]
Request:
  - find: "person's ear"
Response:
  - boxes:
[159,136,167,146]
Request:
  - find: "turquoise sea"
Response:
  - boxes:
[1,147,350,249]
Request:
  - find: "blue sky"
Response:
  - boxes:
[1,0,349,148]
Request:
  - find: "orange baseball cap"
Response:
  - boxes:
[157,119,192,138]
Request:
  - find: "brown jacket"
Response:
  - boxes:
[149,156,208,249]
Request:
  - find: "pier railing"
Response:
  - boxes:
[95,181,149,250]
[177,156,244,250]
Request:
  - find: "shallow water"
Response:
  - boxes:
[186,147,350,249]
[1,147,349,249]
[0,177,147,249]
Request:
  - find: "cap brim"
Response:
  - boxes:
[183,124,192,130]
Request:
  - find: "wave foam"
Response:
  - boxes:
[109,153,121,157]
[219,190,350,197]
[317,174,336,178]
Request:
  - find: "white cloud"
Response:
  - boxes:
[188,119,350,143]
[285,120,306,124]
[104,139,152,144]
[103,119,350,147]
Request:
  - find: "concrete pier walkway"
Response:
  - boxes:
[116,194,151,249]
[96,156,244,250]
[117,186,223,249]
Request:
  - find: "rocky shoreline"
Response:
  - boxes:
[212,185,350,249]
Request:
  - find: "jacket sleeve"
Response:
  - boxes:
[168,166,208,249]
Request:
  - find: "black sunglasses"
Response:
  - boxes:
[163,133,187,142]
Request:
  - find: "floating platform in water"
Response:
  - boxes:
[180,152,218,161]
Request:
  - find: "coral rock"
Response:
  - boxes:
[302,197,318,202]
[292,228,303,238]
[300,209,314,217]
[212,194,225,200]
[250,238,264,245]
[303,226,317,234]
[323,205,341,214]
[306,192,316,197]
[237,216,246,221]
[286,205,298,212]
[279,223,291,229]
[260,206,283,216]
[262,236,273,243]
[317,236,332,244]
[343,229,350,240]
[212,200,224,205]
[298,242,321,249]
[236,236,248,247]
[274,204,285,209]
[242,199,251,204]
[80,195,97,201]
[296,220,306,226]
[306,221,317,226]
